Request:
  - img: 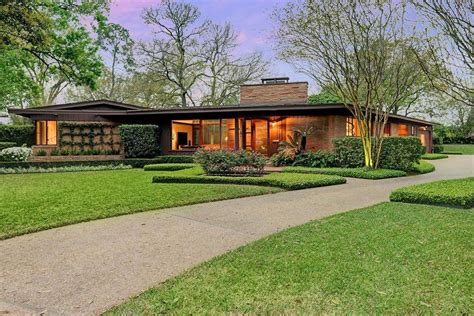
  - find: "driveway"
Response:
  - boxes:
[1,155,473,315]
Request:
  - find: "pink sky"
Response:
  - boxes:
[107,0,313,89]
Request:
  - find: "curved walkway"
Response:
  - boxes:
[1,156,473,315]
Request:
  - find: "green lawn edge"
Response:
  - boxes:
[390,177,474,208]
[420,153,448,160]
[105,202,473,315]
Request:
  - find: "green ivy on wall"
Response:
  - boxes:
[58,122,120,152]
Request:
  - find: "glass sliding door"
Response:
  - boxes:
[35,120,57,145]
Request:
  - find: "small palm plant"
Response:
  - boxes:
[278,125,315,159]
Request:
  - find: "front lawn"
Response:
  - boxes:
[443,144,474,155]
[107,202,473,314]
[282,166,406,179]
[390,177,474,208]
[0,169,280,239]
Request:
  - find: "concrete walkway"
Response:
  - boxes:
[1,156,472,315]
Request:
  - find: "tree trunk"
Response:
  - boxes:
[180,92,186,107]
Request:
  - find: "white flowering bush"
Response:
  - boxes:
[0,146,32,162]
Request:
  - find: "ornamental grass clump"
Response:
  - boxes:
[193,149,266,176]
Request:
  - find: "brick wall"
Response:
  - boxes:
[240,82,308,105]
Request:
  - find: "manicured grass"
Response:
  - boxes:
[144,163,197,171]
[390,177,474,208]
[282,166,406,179]
[152,172,346,190]
[0,169,280,239]
[107,202,473,315]
[420,153,448,160]
[443,144,474,155]
[410,160,435,174]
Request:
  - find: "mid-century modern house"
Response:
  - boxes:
[9,77,433,157]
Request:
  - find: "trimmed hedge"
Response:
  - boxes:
[390,177,474,208]
[0,125,35,146]
[0,155,194,169]
[410,161,435,174]
[152,172,346,190]
[333,137,423,171]
[433,144,444,153]
[421,153,448,160]
[144,163,197,171]
[282,166,406,179]
[0,142,16,150]
[119,125,160,158]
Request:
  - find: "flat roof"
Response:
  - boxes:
[8,101,434,126]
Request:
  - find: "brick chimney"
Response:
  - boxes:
[240,77,308,105]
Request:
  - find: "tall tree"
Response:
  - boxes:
[96,22,135,99]
[275,0,430,168]
[200,23,268,106]
[140,0,208,107]
[412,0,473,106]
[0,0,110,108]
[68,22,135,102]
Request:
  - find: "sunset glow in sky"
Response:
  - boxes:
[107,0,314,90]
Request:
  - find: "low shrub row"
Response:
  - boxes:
[410,161,435,174]
[0,164,132,174]
[282,167,407,179]
[144,164,197,171]
[152,172,346,190]
[0,155,194,169]
[442,151,463,155]
[421,153,448,160]
[0,142,16,150]
[0,125,35,146]
[119,125,160,158]
[332,137,423,171]
[194,149,266,175]
[390,177,474,208]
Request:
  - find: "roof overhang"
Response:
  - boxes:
[8,101,434,126]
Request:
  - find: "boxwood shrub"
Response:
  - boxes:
[119,124,160,158]
[0,141,16,150]
[390,177,474,208]
[282,166,406,179]
[0,125,35,146]
[333,136,423,171]
[152,172,346,190]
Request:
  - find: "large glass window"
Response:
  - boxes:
[35,120,57,145]
[346,117,359,136]
[399,124,409,136]
[202,119,220,148]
